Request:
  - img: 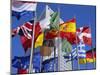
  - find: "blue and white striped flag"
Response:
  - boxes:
[64,41,86,60]
[77,42,86,59]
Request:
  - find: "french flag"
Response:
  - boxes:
[12,0,37,19]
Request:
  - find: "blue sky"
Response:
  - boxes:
[12,2,96,74]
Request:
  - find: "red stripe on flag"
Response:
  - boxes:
[18,69,28,74]
[60,31,80,44]
[83,36,92,46]
[24,22,33,30]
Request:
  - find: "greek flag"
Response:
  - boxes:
[64,41,86,60]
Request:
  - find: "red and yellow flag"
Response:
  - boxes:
[45,18,80,44]
[60,18,76,32]
[60,18,79,44]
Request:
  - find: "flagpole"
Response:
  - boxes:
[54,44,56,72]
[79,29,87,69]
[74,16,80,70]
[38,7,45,21]
[89,21,96,69]
[91,39,96,69]
[57,6,61,72]
[28,8,37,73]
[53,7,59,72]
[71,49,73,70]
[38,5,48,72]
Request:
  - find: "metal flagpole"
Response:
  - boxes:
[89,21,96,69]
[57,7,61,72]
[38,6,45,21]
[74,17,80,70]
[54,44,56,72]
[38,5,48,72]
[28,8,37,73]
[78,29,87,69]
[91,45,96,68]
[71,48,73,70]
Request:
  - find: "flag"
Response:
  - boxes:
[64,48,77,60]
[12,21,43,52]
[42,12,60,39]
[78,42,87,64]
[39,5,64,31]
[76,26,92,64]
[60,18,80,44]
[12,28,20,37]
[39,5,52,30]
[12,0,37,19]
[79,48,96,64]
[62,39,72,56]
[12,52,41,74]
[45,29,58,39]
[60,32,80,44]
[60,39,72,71]
[77,26,92,46]
[34,33,44,48]
[60,18,76,32]
[45,5,64,24]
[65,42,95,64]
[64,41,86,64]
[42,57,58,72]
[17,69,28,74]
[45,18,80,44]
[86,48,96,63]
[50,12,59,30]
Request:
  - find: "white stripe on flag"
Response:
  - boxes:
[22,25,32,31]
[23,26,32,39]
[12,1,37,12]
[21,26,32,39]
[46,5,64,24]
[78,50,86,53]
[78,54,86,58]
[79,33,91,40]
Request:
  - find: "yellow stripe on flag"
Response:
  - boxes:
[79,58,86,64]
[35,33,44,48]
[86,58,96,63]
[79,58,96,64]
[60,22,76,32]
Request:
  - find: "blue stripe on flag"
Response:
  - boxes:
[12,11,35,20]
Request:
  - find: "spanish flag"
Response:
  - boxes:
[60,18,76,32]
[45,29,58,39]
[60,18,80,44]
[45,18,80,44]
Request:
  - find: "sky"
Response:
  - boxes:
[11,2,96,74]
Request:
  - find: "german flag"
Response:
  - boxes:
[86,48,96,63]
[79,48,96,64]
